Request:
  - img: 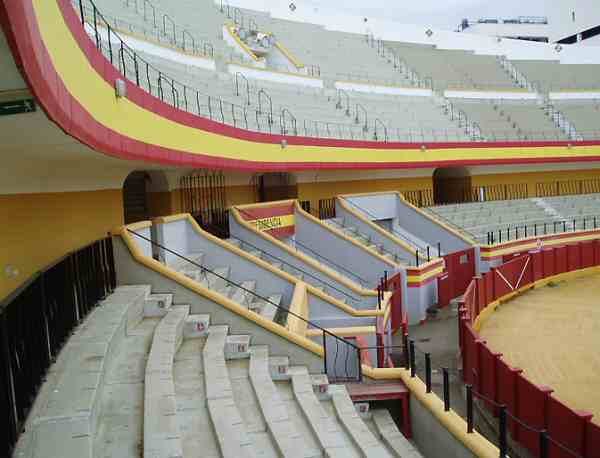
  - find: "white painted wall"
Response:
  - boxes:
[335,81,433,96]
[443,90,537,100]
[228,63,324,88]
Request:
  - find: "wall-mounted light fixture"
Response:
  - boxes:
[115,78,127,98]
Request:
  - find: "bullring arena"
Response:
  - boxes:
[479,272,600,420]
[3,0,600,457]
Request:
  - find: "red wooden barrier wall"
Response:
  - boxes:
[459,239,600,458]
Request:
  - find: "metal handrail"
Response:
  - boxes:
[342,198,434,260]
[142,0,156,27]
[336,88,351,116]
[162,14,176,44]
[280,108,297,136]
[234,72,250,105]
[227,236,364,304]
[181,29,195,53]
[257,89,273,125]
[128,229,363,381]
[373,118,387,142]
[355,103,368,132]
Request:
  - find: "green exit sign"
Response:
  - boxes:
[0,98,36,116]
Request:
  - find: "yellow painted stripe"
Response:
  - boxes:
[32,0,600,165]
[248,214,294,232]
[482,231,600,258]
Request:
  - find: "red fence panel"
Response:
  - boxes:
[437,272,451,308]
[496,360,522,437]
[555,245,568,274]
[443,248,476,299]
[516,374,553,457]
[581,240,595,269]
[546,396,591,458]
[543,248,556,277]
[484,270,494,304]
[531,249,544,282]
[462,325,479,386]
[476,276,486,315]
[478,343,499,409]
[585,421,600,458]
[594,239,600,266]
[567,244,582,272]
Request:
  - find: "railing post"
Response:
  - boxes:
[466,384,474,433]
[415,249,419,267]
[539,430,549,458]
[437,242,441,257]
[322,330,327,376]
[78,0,85,25]
[409,340,416,377]
[425,353,432,393]
[499,405,508,457]
[403,333,409,370]
[443,367,450,411]
[1,313,19,451]
[426,246,430,262]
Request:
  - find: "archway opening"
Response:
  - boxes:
[123,171,150,224]
[256,173,297,202]
[433,167,472,205]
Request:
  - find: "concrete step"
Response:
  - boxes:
[173,334,221,457]
[225,334,252,359]
[249,346,307,457]
[144,293,173,317]
[269,356,290,381]
[203,325,257,458]
[169,251,204,269]
[184,313,211,338]
[289,366,352,457]
[201,266,231,290]
[328,385,391,457]
[144,305,190,458]
[372,409,423,457]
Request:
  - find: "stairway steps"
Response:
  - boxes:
[289,366,352,457]
[203,325,257,457]
[229,280,257,307]
[249,346,307,457]
[372,409,423,458]
[328,385,390,457]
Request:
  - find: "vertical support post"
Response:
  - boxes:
[438,242,441,257]
[415,250,419,267]
[499,405,508,457]
[443,368,450,411]
[409,340,416,378]
[466,384,474,433]
[539,430,549,458]
[322,331,327,376]
[403,333,409,370]
[427,246,430,262]
[425,353,432,393]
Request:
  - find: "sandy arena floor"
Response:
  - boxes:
[479,274,600,420]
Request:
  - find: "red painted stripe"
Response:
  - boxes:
[264,226,295,239]
[2,0,600,171]
[238,204,294,220]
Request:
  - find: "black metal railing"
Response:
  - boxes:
[128,230,363,382]
[233,206,372,288]
[341,198,440,265]
[486,214,600,245]
[226,236,365,307]
[407,339,583,458]
[318,198,336,220]
[0,237,115,457]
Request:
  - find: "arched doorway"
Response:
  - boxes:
[123,170,171,223]
[256,173,297,202]
[123,171,150,224]
[433,167,472,205]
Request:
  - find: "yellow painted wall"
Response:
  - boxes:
[0,189,124,301]
[471,168,600,197]
[297,177,433,211]
[227,184,257,206]
[147,189,183,217]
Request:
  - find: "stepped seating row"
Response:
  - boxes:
[324,217,410,266]
[386,42,517,90]
[165,251,284,325]
[450,99,567,141]
[511,60,600,92]
[554,101,600,139]
[137,285,416,457]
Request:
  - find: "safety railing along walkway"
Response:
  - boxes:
[128,229,363,382]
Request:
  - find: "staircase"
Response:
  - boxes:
[166,251,285,325]
[323,217,410,266]
[532,197,572,230]
[497,56,537,92]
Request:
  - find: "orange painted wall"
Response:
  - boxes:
[0,189,124,300]
[471,168,600,197]
[147,190,181,217]
[297,176,433,211]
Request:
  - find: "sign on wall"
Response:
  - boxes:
[239,202,295,239]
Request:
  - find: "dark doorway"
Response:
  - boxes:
[180,171,229,238]
[433,167,472,205]
[123,171,149,224]
[257,173,297,202]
